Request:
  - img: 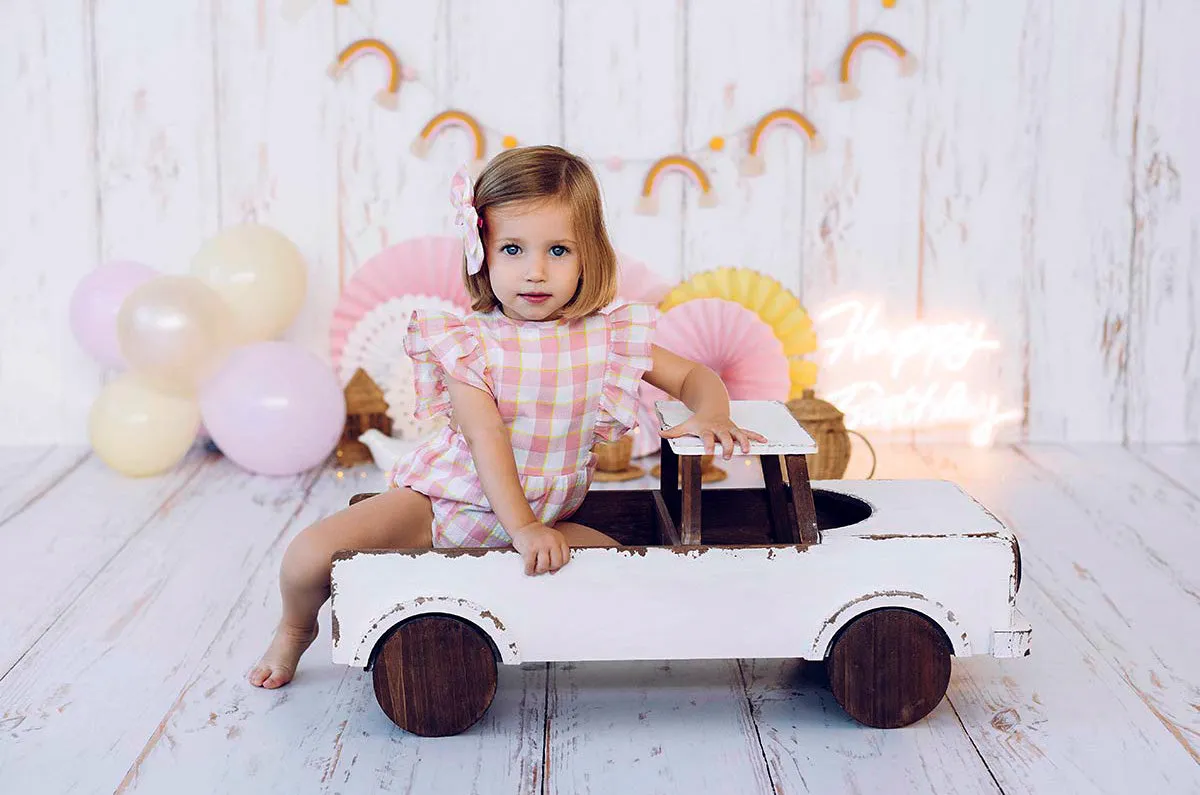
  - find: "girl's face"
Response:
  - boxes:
[485,199,582,322]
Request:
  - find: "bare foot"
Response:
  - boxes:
[248,621,318,689]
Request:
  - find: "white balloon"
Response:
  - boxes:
[190,223,308,344]
[89,373,200,477]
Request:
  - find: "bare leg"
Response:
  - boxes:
[249,487,433,688]
[555,521,620,547]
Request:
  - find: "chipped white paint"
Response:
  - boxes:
[3,441,1198,791]
[878,441,1200,791]
[655,399,818,455]
[331,478,1028,670]
[0,457,328,792]
[1126,2,1200,443]
[2,1,1198,447]
[0,449,208,676]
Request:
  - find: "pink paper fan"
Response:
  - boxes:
[631,298,791,457]
[331,235,472,368]
[615,251,673,305]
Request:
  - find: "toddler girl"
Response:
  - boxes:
[250,145,765,688]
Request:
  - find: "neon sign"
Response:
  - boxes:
[814,299,1022,446]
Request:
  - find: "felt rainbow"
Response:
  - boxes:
[838,31,918,100]
[411,110,487,170]
[327,38,402,110]
[740,109,824,176]
[636,155,717,215]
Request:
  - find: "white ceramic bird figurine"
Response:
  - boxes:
[357,429,420,473]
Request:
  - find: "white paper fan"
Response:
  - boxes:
[338,294,463,440]
[381,354,448,441]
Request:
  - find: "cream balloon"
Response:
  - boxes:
[117,275,234,396]
[189,223,308,343]
[88,373,201,477]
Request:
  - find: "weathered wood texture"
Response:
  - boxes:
[876,442,1200,791]
[1132,444,1200,496]
[214,0,340,356]
[108,464,549,794]
[827,607,952,729]
[0,447,89,527]
[2,0,1197,446]
[1020,3,1142,443]
[1126,0,1200,443]
[0,1,102,444]
[2,443,1198,792]
[740,657,1003,793]
[684,0,808,295]
[563,0,686,284]
[544,659,775,795]
[0,449,210,678]
[372,615,499,737]
[0,457,325,791]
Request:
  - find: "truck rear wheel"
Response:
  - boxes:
[827,607,952,728]
[371,614,498,736]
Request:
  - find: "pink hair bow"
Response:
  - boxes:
[450,166,485,275]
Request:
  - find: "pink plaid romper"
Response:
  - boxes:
[388,302,657,548]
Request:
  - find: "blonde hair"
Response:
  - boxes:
[463,146,618,319]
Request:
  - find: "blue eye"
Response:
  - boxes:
[550,245,569,257]
[501,244,521,256]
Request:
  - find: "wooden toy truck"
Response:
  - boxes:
[331,400,1031,737]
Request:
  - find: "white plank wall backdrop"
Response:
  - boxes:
[919,2,1028,441]
[0,1,99,445]
[564,1,687,282]
[803,0,927,325]
[685,1,808,297]
[215,0,340,359]
[1,0,1197,445]
[93,0,221,307]
[1026,2,1141,443]
[335,0,447,289]
[1128,0,1200,443]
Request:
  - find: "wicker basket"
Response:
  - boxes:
[785,389,875,479]
[594,435,633,472]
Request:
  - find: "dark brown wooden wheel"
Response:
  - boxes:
[827,608,952,729]
[371,615,498,737]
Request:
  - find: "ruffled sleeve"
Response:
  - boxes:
[403,310,492,421]
[595,302,657,442]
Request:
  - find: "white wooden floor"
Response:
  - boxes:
[1,442,1197,794]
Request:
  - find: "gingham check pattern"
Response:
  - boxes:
[390,303,656,548]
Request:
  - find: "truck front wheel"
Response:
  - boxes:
[827,607,952,728]
[371,614,498,736]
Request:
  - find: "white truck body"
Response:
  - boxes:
[330,478,1031,668]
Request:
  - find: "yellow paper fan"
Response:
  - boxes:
[790,359,819,396]
[659,267,818,397]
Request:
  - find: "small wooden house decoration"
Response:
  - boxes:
[337,368,393,467]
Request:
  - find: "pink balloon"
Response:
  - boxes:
[69,260,159,367]
[199,342,345,476]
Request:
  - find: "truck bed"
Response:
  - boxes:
[567,476,1007,547]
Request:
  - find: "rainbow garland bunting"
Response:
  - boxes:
[314,11,918,208]
[327,38,402,110]
[636,155,718,215]
[838,32,918,101]
[410,110,491,173]
[740,108,824,177]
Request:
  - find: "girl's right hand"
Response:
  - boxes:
[510,522,571,576]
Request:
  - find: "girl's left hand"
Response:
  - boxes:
[660,413,768,459]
